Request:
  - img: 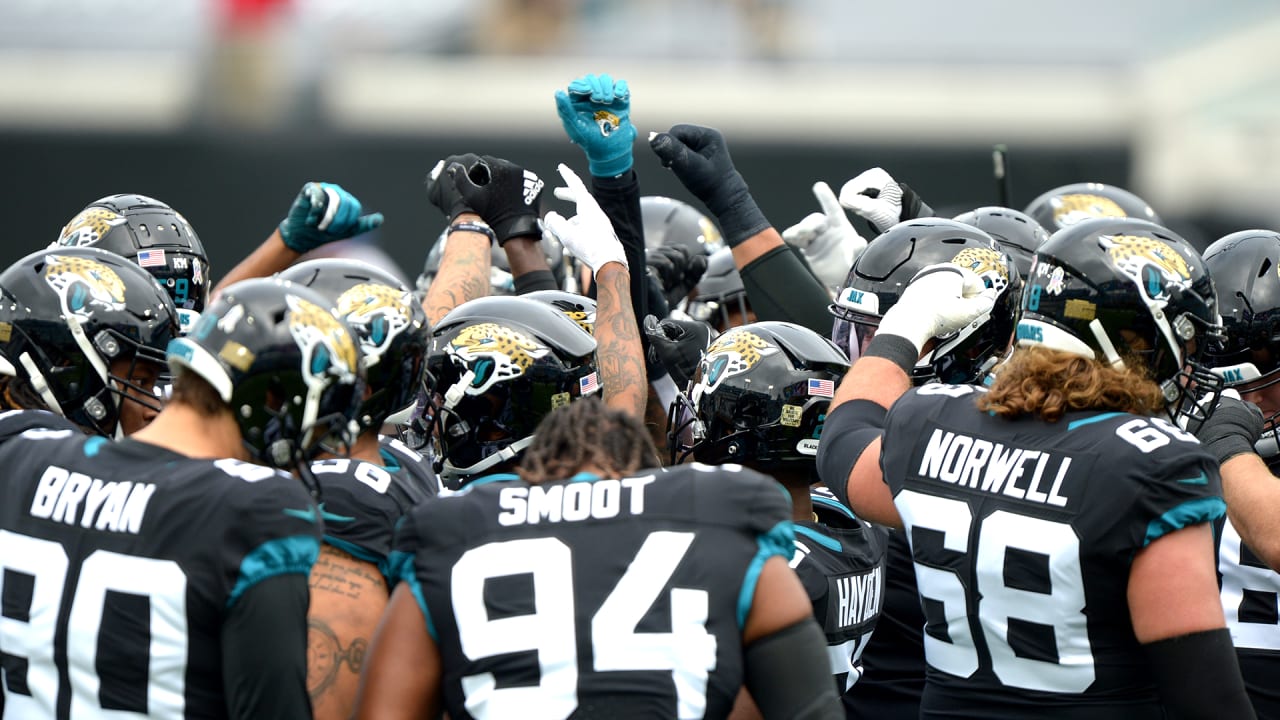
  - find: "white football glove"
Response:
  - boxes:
[543,163,628,277]
[838,167,905,234]
[782,181,867,291]
[878,263,998,354]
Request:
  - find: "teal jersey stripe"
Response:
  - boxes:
[1067,412,1127,431]
[1143,497,1227,547]
[795,525,842,553]
[812,495,856,521]
[387,549,437,640]
[227,535,320,609]
[737,520,796,628]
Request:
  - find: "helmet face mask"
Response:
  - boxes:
[1016,217,1223,423]
[425,296,598,488]
[830,219,1021,385]
[54,194,210,334]
[669,321,848,470]
[168,279,362,468]
[0,247,180,437]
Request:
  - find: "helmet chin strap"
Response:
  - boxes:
[1088,319,1125,369]
[19,352,65,416]
[442,369,477,412]
[441,434,534,485]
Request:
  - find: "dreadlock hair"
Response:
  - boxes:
[0,375,48,413]
[518,397,662,485]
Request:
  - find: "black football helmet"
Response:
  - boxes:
[953,206,1049,278]
[1023,182,1162,234]
[0,247,179,437]
[53,194,209,334]
[1016,217,1221,417]
[277,259,431,432]
[1201,230,1280,442]
[523,289,598,336]
[668,321,849,468]
[415,226,567,298]
[427,295,599,487]
[641,195,725,254]
[830,219,1020,384]
[168,278,362,468]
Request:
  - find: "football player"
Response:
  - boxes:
[1192,229,1280,718]
[53,193,210,335]
[0,246,178,438]
[356,396,842,720]
[818,217,1253,718]
[276,258,436,720]
[1023,181,1162,233]
[667,321,888,708]
[0,277,362,718]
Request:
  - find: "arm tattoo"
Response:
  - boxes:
[306,548,385,705]
[595,266,647,419]
[423,231,492,325]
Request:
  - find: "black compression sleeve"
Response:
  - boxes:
[815,399,887,510]
[221,574,312,720]
[745,619,843,720]
[739,245,835,335]
[513,269,558,295]
[1145,628,1255,720]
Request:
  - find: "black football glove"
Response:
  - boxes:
[646,245,709,309]
[425,153,482,222]
[644,314,715,388]
[449,155,544,245]
[1193,396,1264,466]
[649,124,770,248]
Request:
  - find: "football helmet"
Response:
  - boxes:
[0,246,179,437]
[830,219,1020,384]
[1202,230,1280,441]
[667,321,849,468]
[415,226,567,298]
[167,278,362,469]
[53,194,209,334]
[277,259,431,432]
[953,206,1049,278]
[641,195,725,254]
[1023,182,1162,234]
[1015,217,1221,416]
[427,295,600,487]
[523,289,598,336]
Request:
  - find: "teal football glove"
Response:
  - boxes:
[555,73,637,178]
[278,182,384,253]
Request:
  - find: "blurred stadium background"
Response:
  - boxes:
[2,0,1277,280]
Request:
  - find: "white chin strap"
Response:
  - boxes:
[441,435,534,484]
[19,351,65,417]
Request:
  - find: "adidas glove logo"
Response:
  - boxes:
[523,171,544,206]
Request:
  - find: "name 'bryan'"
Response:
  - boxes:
[917,429,1070,507]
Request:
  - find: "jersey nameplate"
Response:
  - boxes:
[915,428,1071,507]
[29,465,156,534]
[498,476,655,526]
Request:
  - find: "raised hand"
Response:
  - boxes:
[278,182,383,253]
[555,73,637,178]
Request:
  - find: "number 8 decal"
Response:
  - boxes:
[896,491,1096,693]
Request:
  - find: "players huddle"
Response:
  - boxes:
[0,72,1275,720]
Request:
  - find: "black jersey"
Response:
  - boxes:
[0,410,322,719]
[843,529,926,720]
[392,463,793,720]
[880,384,1225,719]
[793,487,887,693]
[310,435,437,584]
[1218,452,1280,720]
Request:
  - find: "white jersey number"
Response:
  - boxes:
[897,491,1095,693]
[0,531,188,717]
[1219,517,1280,651]
[451,531,717,719]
